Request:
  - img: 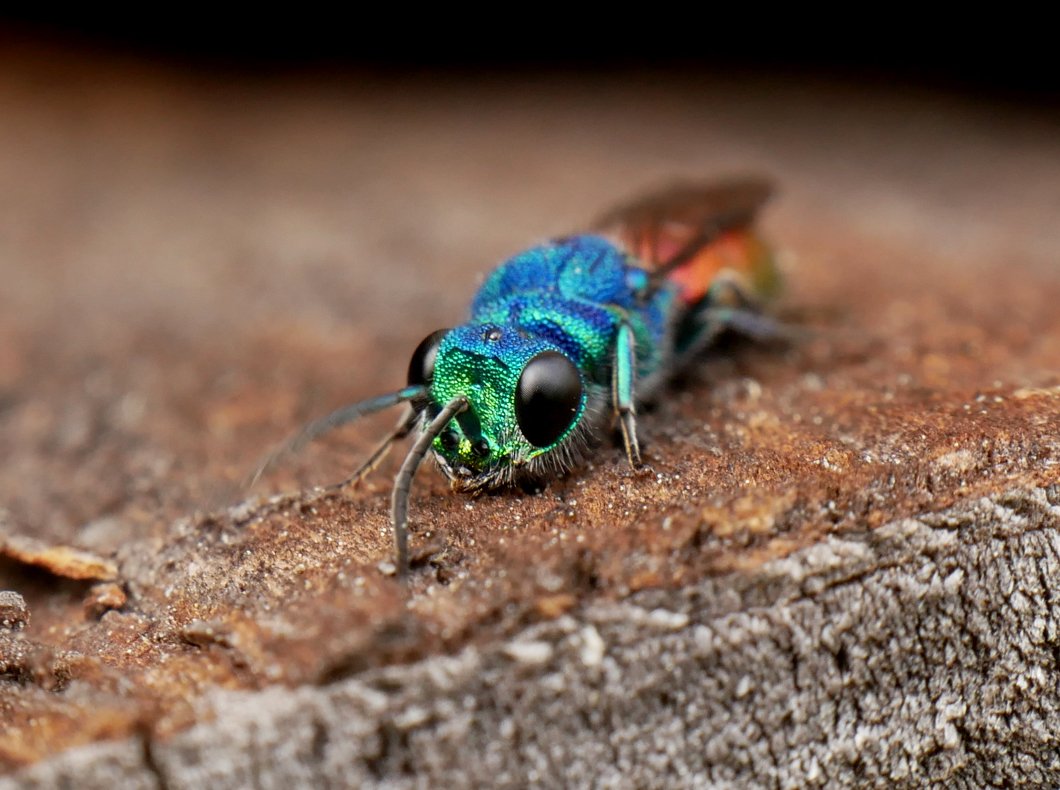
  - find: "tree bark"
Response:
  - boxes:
[5,489,1059,788]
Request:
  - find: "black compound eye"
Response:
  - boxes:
[515,351,583,448]
[407,329,449,387]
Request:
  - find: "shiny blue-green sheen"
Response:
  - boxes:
[428,235,673,486]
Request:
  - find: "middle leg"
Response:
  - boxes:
[612,320,642,468]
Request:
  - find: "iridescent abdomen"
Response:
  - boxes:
[596,177,779,312]
[619,227,779,309]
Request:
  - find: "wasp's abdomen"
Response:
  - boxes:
[595,178,779,310]
[626,228,778,308]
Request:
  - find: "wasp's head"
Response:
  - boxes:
[407,324,586,489]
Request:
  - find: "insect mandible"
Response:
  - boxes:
[253,179,784,577]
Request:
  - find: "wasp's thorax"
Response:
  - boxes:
[411,323,585,488]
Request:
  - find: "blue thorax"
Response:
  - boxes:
[468,235,671,380]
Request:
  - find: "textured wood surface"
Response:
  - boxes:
[1,45,1059,787]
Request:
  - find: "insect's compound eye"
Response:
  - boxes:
[407,329,450,387]
[515,351,582,448]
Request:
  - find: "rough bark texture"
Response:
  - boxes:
[1,44,1059,788]
[7,489,1060,788]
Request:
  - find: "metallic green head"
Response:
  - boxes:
[406,323,588,489]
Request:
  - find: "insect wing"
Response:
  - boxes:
[594,179,772,267]
[594,179,776,304]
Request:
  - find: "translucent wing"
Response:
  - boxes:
[595,178,772,267]
[594,178,776,302]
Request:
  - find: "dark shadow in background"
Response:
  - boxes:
[1,15,1057,106]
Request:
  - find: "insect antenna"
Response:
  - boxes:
[246,384,428,492]
[391,396,468,578]
[324,407,419,493]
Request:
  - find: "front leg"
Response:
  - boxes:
[612,320,642,468]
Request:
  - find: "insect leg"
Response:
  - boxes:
[612,321,642,468]
[696,306,793,343]
[672,303,796,373]
[705,276,790,337]
[326,407,419,492]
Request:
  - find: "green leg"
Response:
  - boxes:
[613,321,642,467]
